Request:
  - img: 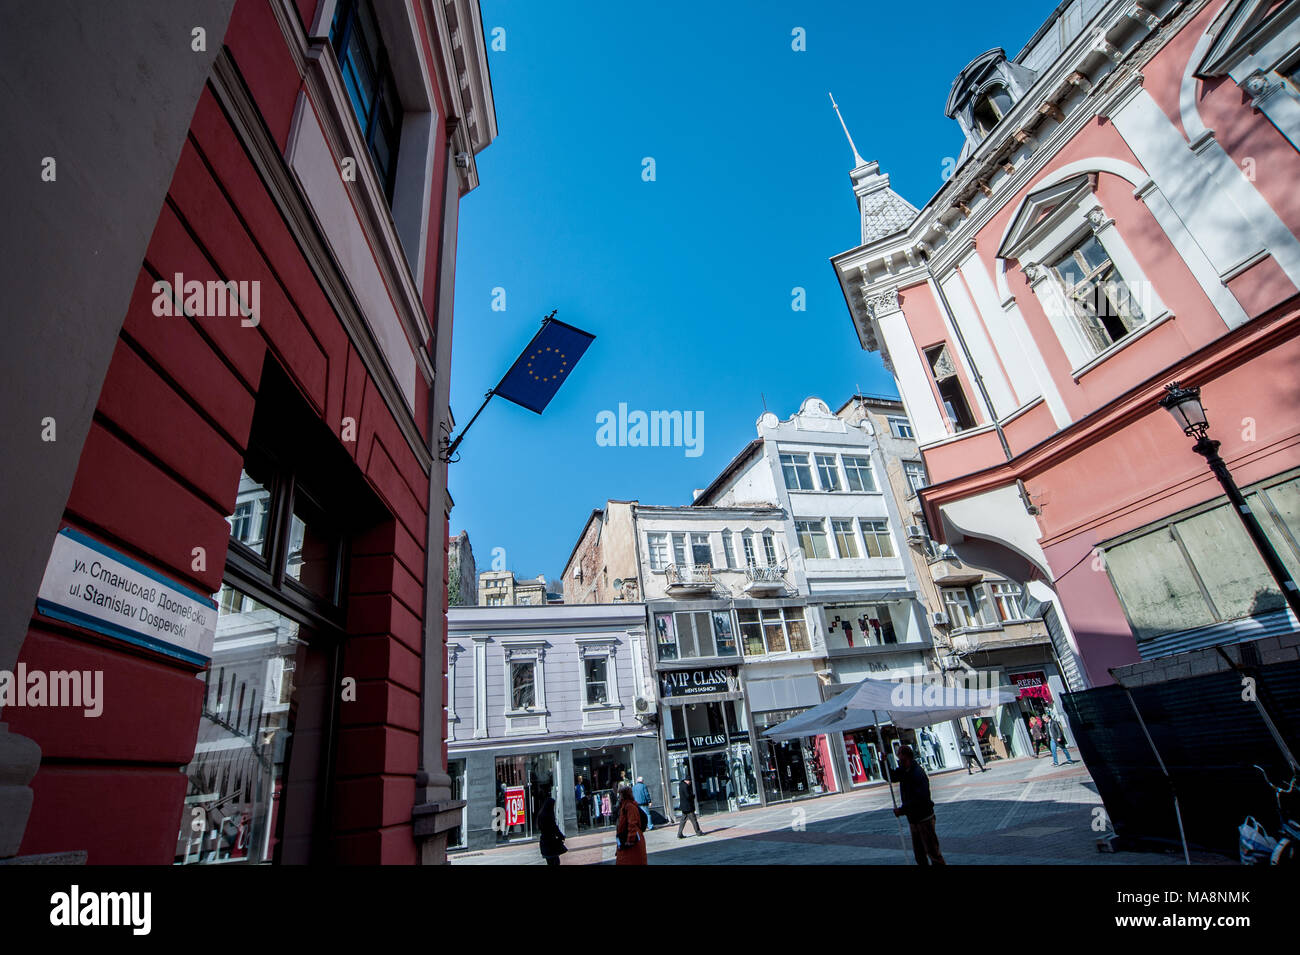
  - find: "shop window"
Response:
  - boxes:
[832,519,860,559]
[860,519,895,558]
[329,0,403,203]
[178,582,340,865]
[446,759,467,850]
[653,611,723,661]
[495,752,559,843]
[924,344,977,432]
[573,745,634,831]
[815,453,842,491]
[780,452,815,491]
[842,454,876,492]
[796,519,831,560]
[1103,476,1300,643]
[741,606,810,655]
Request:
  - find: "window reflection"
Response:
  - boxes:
[284,501,338,601]
[227,468,272,556]
[176,585,302,864]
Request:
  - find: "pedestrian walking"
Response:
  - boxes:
[537,785,567,866]
[631,776,654,830]
[676,776,704,838]
[615,786,647,865]
[959,731,986,774]
[1046,713,1077,765]
[1029,717,1047,758]
[893,744,945,866]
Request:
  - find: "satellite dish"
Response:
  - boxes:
[613,578,623,589]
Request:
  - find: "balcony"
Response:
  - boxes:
[743,564,788,596]
[948,627,1051,656]
[664,563,715,597]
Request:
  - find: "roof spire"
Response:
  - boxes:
[829,92,866,167]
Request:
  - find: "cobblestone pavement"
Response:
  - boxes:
[450,755,1231,866]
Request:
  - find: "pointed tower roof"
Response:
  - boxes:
[830,93,919,245]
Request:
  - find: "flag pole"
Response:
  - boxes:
[442,389,495,462]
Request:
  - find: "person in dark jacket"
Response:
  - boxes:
[959,731,985,774]
[537,784,566,866]
[676,775,704,838]
[893,745,945,865]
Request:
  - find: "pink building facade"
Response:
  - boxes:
[833,0,1300,688]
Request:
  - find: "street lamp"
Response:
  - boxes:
[1158,381,1300,621]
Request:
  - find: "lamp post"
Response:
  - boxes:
[1158,381,1300,621]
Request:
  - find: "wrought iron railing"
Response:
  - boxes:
[745,564,787,585]
[665,563,713,586]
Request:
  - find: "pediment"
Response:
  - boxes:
[997,174,1093,260]
[1198,0,1294,77]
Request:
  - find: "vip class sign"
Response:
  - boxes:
[36,528,217,665]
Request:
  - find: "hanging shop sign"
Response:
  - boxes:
[504,786,527,827]
[659,667,738,698]
[1010,670,1053,702]
[36,528,216,665]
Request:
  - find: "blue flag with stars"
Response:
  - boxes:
[494,317,595,414]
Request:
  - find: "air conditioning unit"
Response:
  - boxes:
[634,697,652,714]
[906,525,926,541]
[931,611,950,627]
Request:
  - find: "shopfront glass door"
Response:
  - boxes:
[690,752,731,815]
[494,752,559,842]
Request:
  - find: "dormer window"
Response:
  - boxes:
[972,85,1013,136]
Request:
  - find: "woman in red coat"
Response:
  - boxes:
[614,786,647,865]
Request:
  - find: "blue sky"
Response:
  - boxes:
[448,0,1059,584]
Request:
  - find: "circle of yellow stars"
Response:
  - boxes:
[527,345,568,382]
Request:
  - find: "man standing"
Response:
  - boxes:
[677,775,703,839]
[1046,712,1078,766]
[959,731,985,774]
[893,744,945,866]
[632,776,654,830]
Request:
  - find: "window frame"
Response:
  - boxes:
[841,454,878,493]
[815,453,843,492]
[1011,184,1172,376]
[860,519,896,559]
[795,519,832,560]
[887,416,915,439]
[780,452,816,491]
[329,0,404,204]
[831,519,861,559]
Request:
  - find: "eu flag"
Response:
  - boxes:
[494,317,595,414]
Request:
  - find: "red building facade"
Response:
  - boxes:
[2,0,495,864]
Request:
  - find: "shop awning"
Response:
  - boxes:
[760,676,1022,738]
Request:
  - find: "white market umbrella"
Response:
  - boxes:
[761,676,1022,861]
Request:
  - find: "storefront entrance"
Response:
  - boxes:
[494,752,559,843]
[753,709,838,803]
[572,744,633,831]
[662,695,759,815]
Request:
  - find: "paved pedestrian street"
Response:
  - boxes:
[451,756,1229,866]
